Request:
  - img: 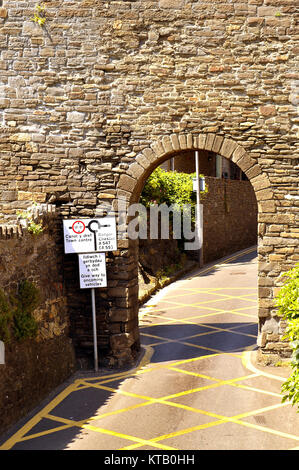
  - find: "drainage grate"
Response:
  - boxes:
[254,415,266,425]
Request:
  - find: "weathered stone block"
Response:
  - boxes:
[118,174,136,193]
[110,332,136,350]
[67,111,86,123]
[161,135,173,154]
[205,133,215,151]
[159,0,185,8]
[0,8,8,18]
[170,133,180,151]
[127,162,144,179]
[259,106,277,117]
[1,191,16,202]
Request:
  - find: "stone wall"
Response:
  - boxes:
[0,0,297,364]
[202,177,258,263]
[0,214,76,436]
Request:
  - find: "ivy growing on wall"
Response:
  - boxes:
[0,281,40,343]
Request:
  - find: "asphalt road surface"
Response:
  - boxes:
[1,247,299,451]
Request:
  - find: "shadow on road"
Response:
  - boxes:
[140,321,258,363]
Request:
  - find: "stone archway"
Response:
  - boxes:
[112,133,276,366]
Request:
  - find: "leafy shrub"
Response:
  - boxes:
[140,167,208,224]
[141,167,207,206]
[276,264,299,410]
[12,280,40,341]
[0,289,12,343]
[0,280,40,343]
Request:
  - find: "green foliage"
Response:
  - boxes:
[31,3,46,27]
[12,280,40,341]
[276,264,299,320]
[0,281,40,343]
[276,264,299,410]
[17,210,44,235]
[0,289,12,343]
[140,167,208,223]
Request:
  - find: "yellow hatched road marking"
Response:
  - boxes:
[0,346,155,450]
[159,297,258,308]
[28,413,177,450]
[161,291,257,303]
[5,248,297,451]
[144,303,257,318]
[121,419,227,450]
[159,291,257,303]
[141,321,257,341]
[160,374,259,401]
[0,380,79,450]
[121,401,295,451]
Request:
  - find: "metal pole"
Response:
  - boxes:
[195,151,203,267]
[91,288,98,372]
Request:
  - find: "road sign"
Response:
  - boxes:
[78,253,107,289]
[63,217,117,254]
[192,176,206,192]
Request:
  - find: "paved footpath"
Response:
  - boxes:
[1,246,299,451]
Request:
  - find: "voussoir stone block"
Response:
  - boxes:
[251,174,271,192]
[127,162,144,179]
[220,138,238,159]
[211,135,224,154]
[161,135,173,154]
[142,147,157,164]
[205,133,216,151]
[186,134,193,149]
[236,153,255,173]
[136,153,151,169]
[118,174,136,193]
[170,133,180,150]
[151,141,165,157]
[197,134,207,150]
[178,134,187,149]
[245,164,262,180]
[231,146,247,163]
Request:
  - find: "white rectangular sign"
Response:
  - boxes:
[192,177,206,192]
[78,253,107,289]
[63,217,117,254]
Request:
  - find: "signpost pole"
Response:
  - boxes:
[195,151,203,268]
[91,288,98,372]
